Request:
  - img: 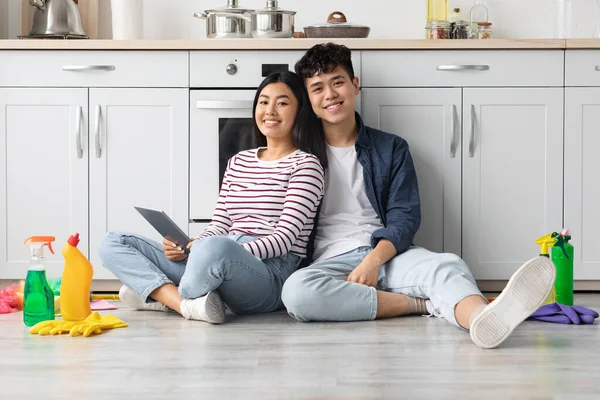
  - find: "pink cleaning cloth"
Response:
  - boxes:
[91,300,118,311]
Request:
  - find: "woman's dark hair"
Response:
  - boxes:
[294,42,355,80]
[252,71,327,168]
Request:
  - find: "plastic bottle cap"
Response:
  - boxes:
[68,233,80,247]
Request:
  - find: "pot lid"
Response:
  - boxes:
[205,0,253,14]
[255,0,296,15]
[306,11,369,29]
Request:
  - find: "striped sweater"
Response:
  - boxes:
[195,148,325,259]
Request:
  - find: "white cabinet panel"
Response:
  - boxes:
[565,88,600,279]
[89,88,189,279]
[0,88,88,279]
[565,50,600,87]
[362,88,462,255]
[362,51,563,88]
[462,88,563,279]
[0,51,189,88]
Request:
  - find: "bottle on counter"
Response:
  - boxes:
[427,0,449,22]
[469,0,489,38]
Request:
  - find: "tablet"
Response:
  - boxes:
[134,206,191,254]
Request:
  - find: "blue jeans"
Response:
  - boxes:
[281,246,483,327]
[98,232,302,315]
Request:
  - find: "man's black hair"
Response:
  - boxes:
[295,42,355,80]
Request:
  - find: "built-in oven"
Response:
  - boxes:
[188,50,361,236]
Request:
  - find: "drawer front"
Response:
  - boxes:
[0,51,189,87]
[566,50,600,86]
[362,50,564,87]
[190,50,362,88]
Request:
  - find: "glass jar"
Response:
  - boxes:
[477,22,492,39]
[427,0,449,22]
[453,20,470,39]
[426,20,450,39]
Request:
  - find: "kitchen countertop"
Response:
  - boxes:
[1,38,600,50]
[0,38,580,50]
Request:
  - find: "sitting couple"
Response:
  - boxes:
[99,43,556,349]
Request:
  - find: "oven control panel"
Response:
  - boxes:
[190,51,362,88]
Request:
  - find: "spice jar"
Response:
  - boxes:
[477,22,492,39]
[426,20,450,39]
[453,20,470,39]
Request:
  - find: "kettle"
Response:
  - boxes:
[28,0,87,38]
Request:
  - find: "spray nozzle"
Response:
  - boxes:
[535,231,569,259]
[24,236,56,255]
[535,233,555,257]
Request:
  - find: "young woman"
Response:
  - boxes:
[99,71,326,323]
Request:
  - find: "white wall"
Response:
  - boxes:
[0,0,8,39]
[4,0,600,40]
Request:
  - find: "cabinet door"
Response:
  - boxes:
[0,88,88,279]
[565,88,600,279]
[89,89,188,279]
[362,88,462,255]
[462,88,563,279]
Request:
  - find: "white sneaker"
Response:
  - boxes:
[180,291,226,324]
[470,256,556,349]
[119,285,167,312]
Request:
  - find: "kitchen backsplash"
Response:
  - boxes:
[2,0,599,40]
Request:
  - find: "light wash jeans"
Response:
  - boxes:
[98,232,302,315]
[281,246,483,327]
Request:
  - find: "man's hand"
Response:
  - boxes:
[347,259,380,287]
[162,238,194,262]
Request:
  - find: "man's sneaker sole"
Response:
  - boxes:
[470,256,556,349]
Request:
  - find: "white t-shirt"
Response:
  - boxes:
[313,144,383,261]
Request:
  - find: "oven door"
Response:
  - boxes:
[190,89,257,221]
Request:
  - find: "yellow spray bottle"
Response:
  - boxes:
[535,233,557,305]
[60,233,93,321]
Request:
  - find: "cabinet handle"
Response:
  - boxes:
[450,104,458,158]
[595,66,600,71]
[62,65,116,72]
[94,105,102,158]
[436,65,490,71]
[196,100,254,109]
[469,105,476,158]
[75,105,83,159]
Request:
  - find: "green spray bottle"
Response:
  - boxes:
[23,236,56,326]
[551,229,574,306]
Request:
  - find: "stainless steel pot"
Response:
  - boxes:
[251,0,296,38]
[193,0,253,39]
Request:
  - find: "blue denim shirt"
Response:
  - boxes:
[304,113,421,265]
[354,113,421,254]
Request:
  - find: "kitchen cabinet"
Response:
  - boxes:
[0,51,189,280]
[0,88,188,280]
[89,89,189,279]
[0,88,88,279]
[564,88,600,280]
[362,88,462,256]
[362,86,563,280]
[461,88,563,279]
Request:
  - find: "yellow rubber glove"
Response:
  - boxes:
[30,312,127,337]
[29,320,80,335]
[68,312,128,337]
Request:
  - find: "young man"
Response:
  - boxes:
[281,43,556,349]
